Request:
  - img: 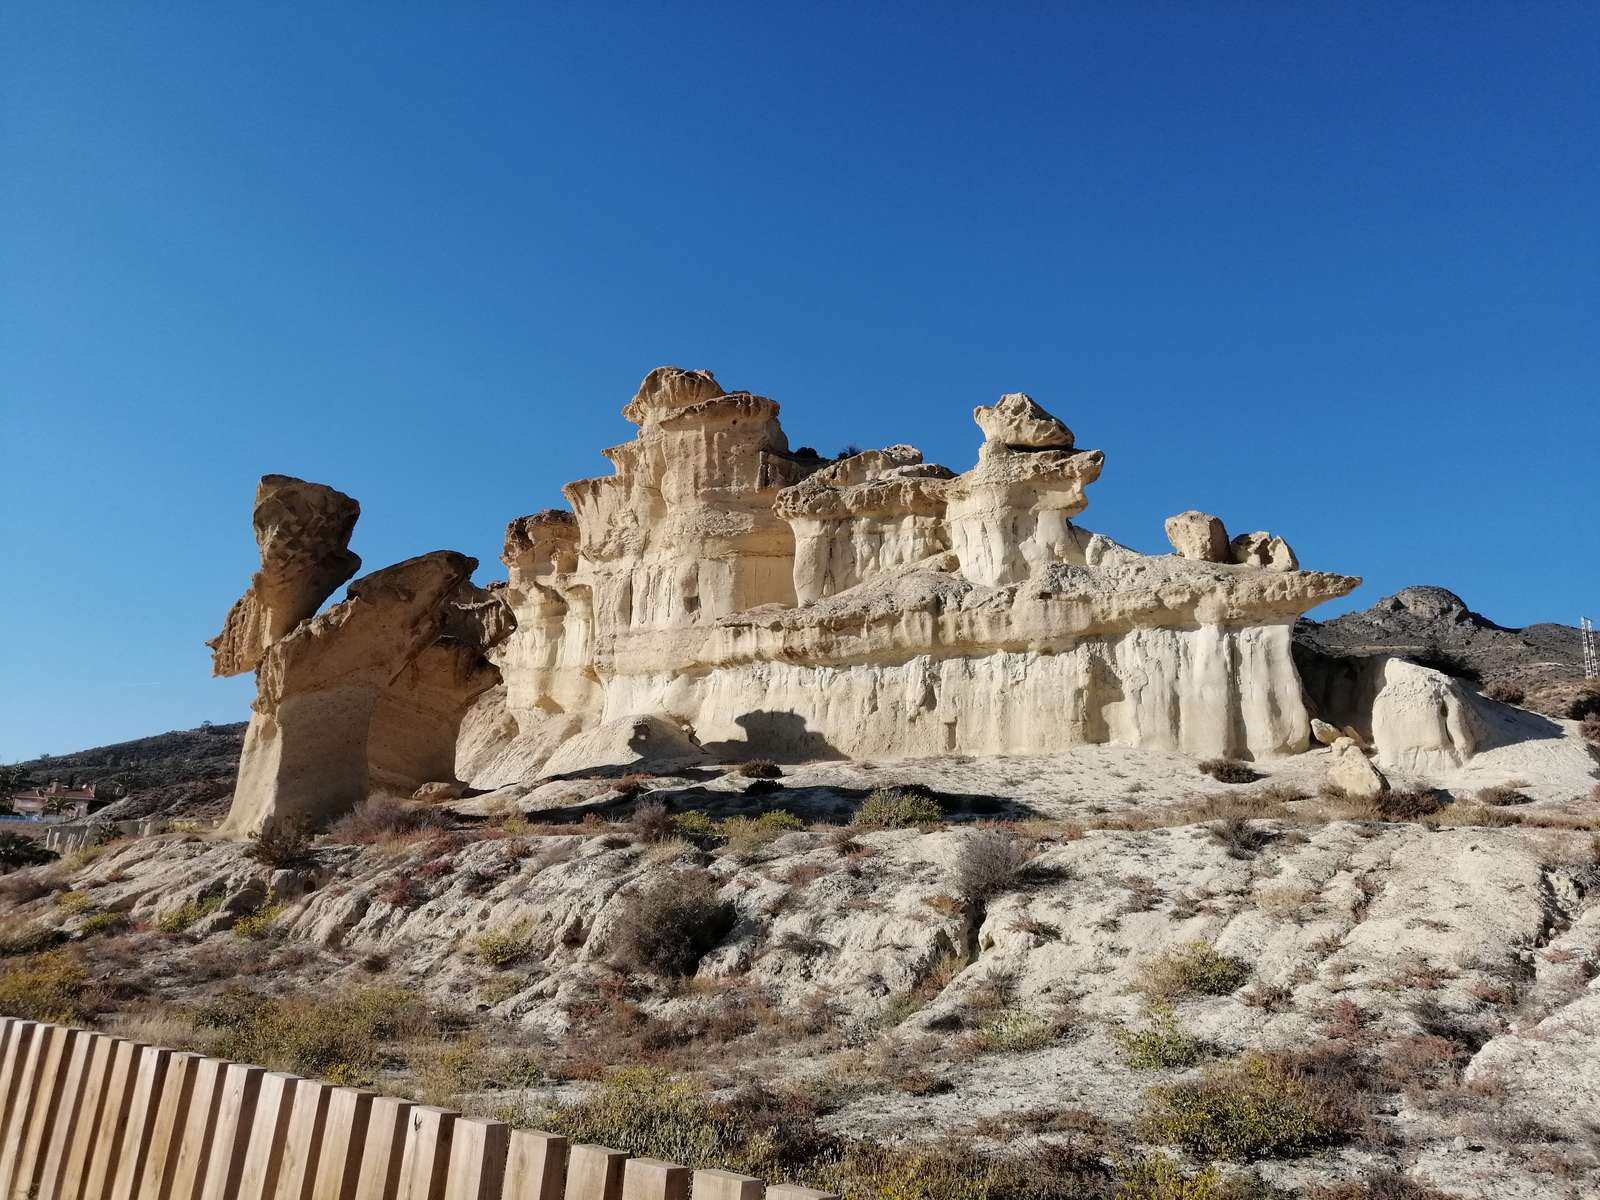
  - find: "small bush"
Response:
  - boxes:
[1198,759,1261,784]
[1580,715,1600,746]
[968,1008,1064,1054]
[56,890,94,915]
[1114,1004,1206,1070]
[77,912,127,937]
[1208,815,1272,859]
[671,811,717,839]
[718,810,804,855]
[199,984,434,1082]
[1483,681,1525,706]
[851,788,944,829]
[1141,1051,1359,1161]
[1477,784,1532,807]
[0,950,95,1022]
[608,870,735,976]
[0,925,68,958]
[328,798,451,846]
[157,894,227,934]
[1115,1153,1228,1199]
[233,895,287,940]
[627,801,675,844]
[735,759,783,779]
[1374,789,1448,819]
[953,830,1032,904]
[1137,941,1251,1000]
[250,819,311,868]
[475,922,535,968]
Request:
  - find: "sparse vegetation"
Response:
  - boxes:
[967,1007,1066,1054]
[1476,783,1531,807]
[157,893,227,934]
[475,922,536,968]
[1483,681,1525,705]
[249,818,312,867]
[1136,941,1251,1000]
[953,830,1033,904]
[607,871,735,976]
[328,797,452,846]
[851,788,945,829]
[1114,1004,1206,1070]
[233,894,287,939]
[0,950,96,1022]
[1198,759,1261,784]
[734,759,783,779]
[0,832,55,872]
[1141,1050,1361,1161]
[719,810,804,854]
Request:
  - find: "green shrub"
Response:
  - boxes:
[77,912,128,937]
[55,890,94,915]
[1114,1004,1206,1070]
[233,894,287,939]
[0,832,55,871]
[1137,942,1251,999]
[1198,759,1261,784]
[718,810,804,853]
[851,788,944,829]
[1140,1053,1355,1161]
[475,922,535,968]
[1115,1153,1229,1199]
[0,926,67,958]
[157,894,227,934]
[250,818,312,867]
[0,950,94,1022]
[671,811,717,839]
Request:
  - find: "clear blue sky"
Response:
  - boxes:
[2,4,1595,761]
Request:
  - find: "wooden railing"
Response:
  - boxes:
[0,1018,837,1200]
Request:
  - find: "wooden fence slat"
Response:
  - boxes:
[275,1078,332,1200]
[398,1105,458,1200]
[0,1018,17,1128]
[168,1055,229,1200]
[107,1045,174,1200]
[689,1170,763,1200]
[237,1072,299,1200]
[10,1024,82,1200]
[55,1036,120,1200]
[766,1187,838,1200]
[621,1158,690,1200]
[353,1095,415,1200]
[84,1043,151,1200]
[563,1146,628,1200]
[313,1086,376,1199]
[36,1028,98,1200]
[202,1061,266,1200]
[138,1049,203,1199]
[442,1117,508,1200]
[0,1020,38,1149]
[501,1131,567,1200]
[0,1020,54,1194]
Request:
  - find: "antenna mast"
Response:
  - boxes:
[1583,616,1598,681]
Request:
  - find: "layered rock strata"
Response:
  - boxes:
[485,368,1360,775]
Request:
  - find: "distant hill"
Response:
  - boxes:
[8,722,247,823]
[1296,585,1597,716]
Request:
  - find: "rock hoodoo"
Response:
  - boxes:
[214,369,1378,833]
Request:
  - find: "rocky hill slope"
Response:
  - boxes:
[1296,587,1594,703]
[8,723,245,822]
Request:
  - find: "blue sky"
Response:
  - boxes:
[2,3,1595,761]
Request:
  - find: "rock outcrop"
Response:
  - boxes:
[482,368,1359,777]
[207,475,362,677]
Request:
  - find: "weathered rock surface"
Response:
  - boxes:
[1326,738,1388,798]
[222,551,478,835]
[479,368,1359,783]
[207,475,361,677]
[1163,510,1230,562]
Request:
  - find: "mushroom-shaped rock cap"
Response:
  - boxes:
[973,392,1074,451]
[621,366,724,426]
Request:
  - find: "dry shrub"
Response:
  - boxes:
[1253,879,1319,921]
[328,798,452,846]
[249,818,311,868]
[719,811,804,855]
[1476,783,1532,807]
[1198,759,1262,784]
[1307,1175,1456,1200]
[1209,815,1272,859]
[1114,1003,1206,1070]
[198,984,436,1083]
[627,801,675,844]
[475,922,535,967]
[608,870,735,977]
[953,830,1032,904]
[0,832,55,873]
[0,949,97,1022]
[1136,941,1252,1000]
[734,760,783,779]
[1483,681,1525,706]
[379,876,426,909]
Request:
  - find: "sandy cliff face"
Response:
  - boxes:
[484,368,1359,777]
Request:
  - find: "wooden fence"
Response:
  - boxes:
[0,1018,837,1200]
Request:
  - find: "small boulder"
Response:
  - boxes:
[1230,531,1298,572]
[1310,718,1342,746]
[1165,511,1230,563]
[1327,742,1389,799]
[412,781,466,803]
[973,392,1074,451]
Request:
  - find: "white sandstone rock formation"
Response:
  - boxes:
[480,368,1360,780]
[1326,737,1389,798]
[207,474,361,677]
